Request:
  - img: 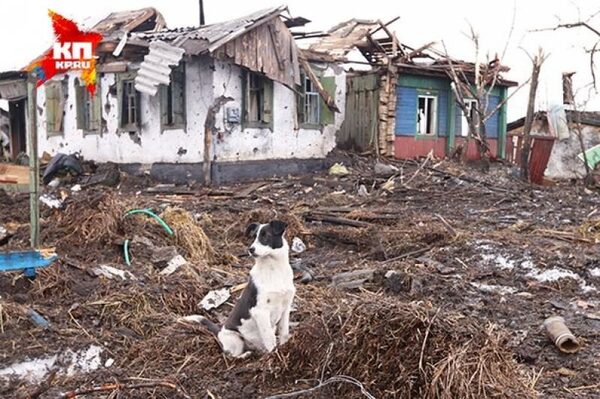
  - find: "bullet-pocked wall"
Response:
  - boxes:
[37,56,213,164]
[34,56,346,169]
[211,60,346,162]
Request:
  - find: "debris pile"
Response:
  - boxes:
[264,291,537,399]
[1,152,599,398]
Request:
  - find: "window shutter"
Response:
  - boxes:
[57,79,67,133]
[159,84,169,127]
[319,76,336,125]
[75,84,84,130]
[172,64,185,126]
[90,88,101,132]
[262,79,273,124]
[45,84,56,133]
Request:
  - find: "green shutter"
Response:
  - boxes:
[159,84,168,127]
[320,76,336,125]
[45,82,63,135]
[172,64,185,126]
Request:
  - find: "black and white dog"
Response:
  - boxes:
[183,220,295,357]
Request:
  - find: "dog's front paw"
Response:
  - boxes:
[279,334,290,345]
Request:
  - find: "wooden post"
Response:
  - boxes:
[521,51,544,181]
[27,76,39,249]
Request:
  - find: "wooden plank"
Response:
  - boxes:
[0,163,29,184]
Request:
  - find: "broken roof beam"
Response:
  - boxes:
[299,57,339,113]
[375,19,404,58]
[369,16,400,36]
[401,41,436,61]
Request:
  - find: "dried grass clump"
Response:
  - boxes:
[48,190,125,248]
[125,323,224,379]
[262,294,537,399]
[161,207,216,262]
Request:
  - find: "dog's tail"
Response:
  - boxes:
[179,315,221,335]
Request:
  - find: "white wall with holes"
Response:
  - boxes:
[211,60,345,163]
[35,55,345,165]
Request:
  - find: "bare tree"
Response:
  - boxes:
[442,26,529,168]
[532,7,600,89]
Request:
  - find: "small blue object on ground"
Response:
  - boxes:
[0,249,58,278]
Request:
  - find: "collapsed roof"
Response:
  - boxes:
[508,110,600,131]
[308,18,517,87]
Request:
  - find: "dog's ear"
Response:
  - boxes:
[245,223,259,238]
[269,220,287,236]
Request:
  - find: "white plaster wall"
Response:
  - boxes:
[545,125,600,179]
[211,60,345,163]
[37,56,214,164]
[34,56,345,165]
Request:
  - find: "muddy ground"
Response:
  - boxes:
[0,153,599,398]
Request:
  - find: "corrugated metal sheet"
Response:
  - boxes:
[132,6,286,55]
[134,41,185,96]
[529,136,555,184]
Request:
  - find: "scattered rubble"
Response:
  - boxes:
[1,153,599,398]
[200,288,231,311]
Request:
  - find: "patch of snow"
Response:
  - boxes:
[65,345,103,376]
[0,345,103,384]
[475,242,596,293]
[481,254,515,270]
[528,268,579,282]
[0,355,57,384]
[525,266,596,293]
[470,282,518,295]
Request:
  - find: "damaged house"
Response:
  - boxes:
[0,6,344,184]
[314,20,516,160]
[507,109,600,180]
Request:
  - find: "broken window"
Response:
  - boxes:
[45,79,67,136]
[243,71,273,127]
[118,73,140,131]
[461,99,478,137]
[417,94,437,135]
[298,73,320,125]
[297,71,336,127]
[160,62,185,129]
[76,79,101,134]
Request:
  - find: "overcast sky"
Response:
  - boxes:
[1,0,599,120]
